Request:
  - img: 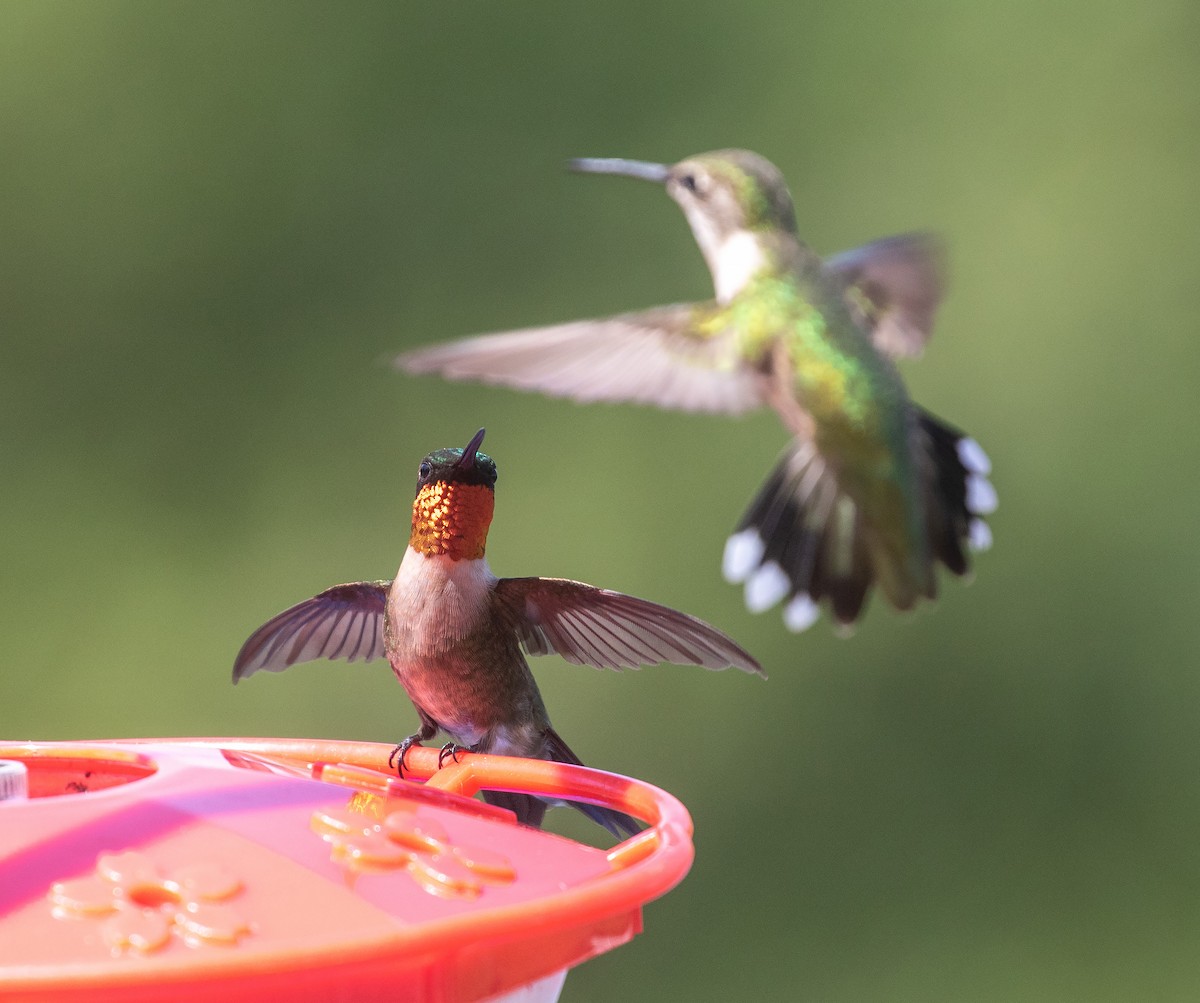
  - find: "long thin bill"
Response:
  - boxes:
[458,427,486,469]
[569,158,669,183]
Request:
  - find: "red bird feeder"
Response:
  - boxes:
[0,738,694,1002]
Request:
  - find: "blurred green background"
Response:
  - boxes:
[3,2,1198,999]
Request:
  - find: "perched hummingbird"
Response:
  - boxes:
[232,428,761,838]
[395,150,996,632]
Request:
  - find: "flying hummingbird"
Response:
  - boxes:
[395,150,996,632]
[232,428,761,838]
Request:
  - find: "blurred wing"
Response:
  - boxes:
[395,304,763,415]
[825,232,946,358]
[492,577,763,676]
[232,580,391,683]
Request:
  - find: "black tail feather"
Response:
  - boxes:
[914,406,992,577]
[480,729,641,840]
[543,727,641,839]
[724,441,875,632]
[724,413,994,632]
[481,789,548,829]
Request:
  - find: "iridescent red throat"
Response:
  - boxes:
[409,481,494,560]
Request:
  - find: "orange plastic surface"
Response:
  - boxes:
[0,738,694,1003]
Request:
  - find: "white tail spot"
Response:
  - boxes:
[784,593,820,632]
[723,529,765,584]
[745,562,791,613]
[958,437,992,476]
[966,475,998,515]
[968,518,993,552]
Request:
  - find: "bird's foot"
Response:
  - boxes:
[389,735,424,777]
[437,742,466,769]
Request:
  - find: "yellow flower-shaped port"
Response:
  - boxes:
[49,850,250,954]
[311,802,516,897]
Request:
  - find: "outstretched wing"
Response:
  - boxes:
[492,577,763,676]
[232,581,391,683]
[825,232,946,358]
[395,304,763,415]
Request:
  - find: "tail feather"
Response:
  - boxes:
[481,729,641,840]
[917,408,970,576]
[725,442,876,632]
[915,406,996,571]
[481,790,548,829]
[724,411,994,632]
[543,727,641,839]
[811,506,873,625]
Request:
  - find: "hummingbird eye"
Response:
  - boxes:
[680,173,698,193]
[418,461,432,480]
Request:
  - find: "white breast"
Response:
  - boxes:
[387,546,496,657]
[712,231,768,303]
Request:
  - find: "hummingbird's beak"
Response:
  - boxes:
[569,158,669,184]
[457,428,486,470]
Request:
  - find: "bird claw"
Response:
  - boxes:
[437,742,465,769]
[389,736,423,777]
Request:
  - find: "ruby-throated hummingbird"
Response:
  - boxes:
[395,150,996,632]
[233,428,761,837]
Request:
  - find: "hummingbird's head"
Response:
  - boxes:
[668,150,797,242]
[572,149,797,302]
[409,427,497,560]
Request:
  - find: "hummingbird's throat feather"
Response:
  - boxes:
[410,482,494,560]
[709,230,769,303]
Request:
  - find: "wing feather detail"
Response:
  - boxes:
[492,577,763,676]
[232,580,391,683]
[395,305,764,416]
[825,232,946,358]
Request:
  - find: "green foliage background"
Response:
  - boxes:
[3,3,1198,999]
